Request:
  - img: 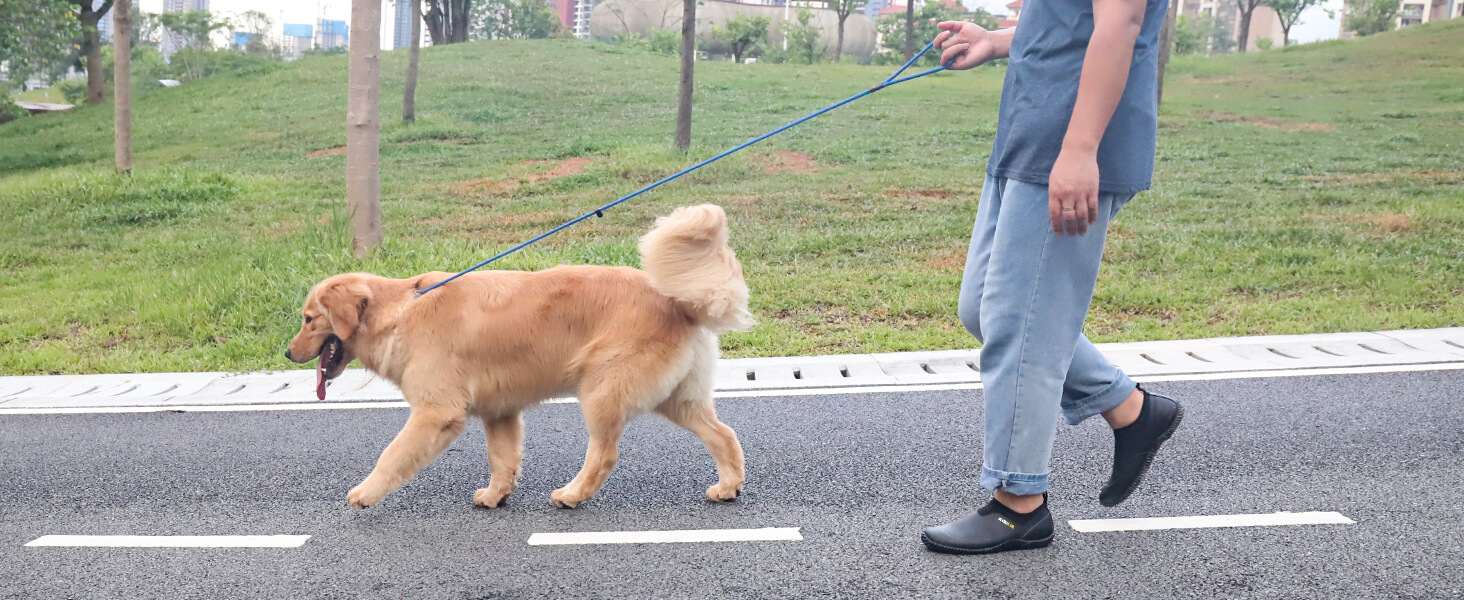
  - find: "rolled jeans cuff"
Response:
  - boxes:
[1062,372,1138,426]
[980,465,1050,495]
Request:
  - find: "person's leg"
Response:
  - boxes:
[975,180,1122,505]
[923,179,1122,555]
[1058,196,1142,428]
[1055,196,1184,508]
[955,176,1005,342]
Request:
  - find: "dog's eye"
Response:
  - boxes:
[304,316,314,324]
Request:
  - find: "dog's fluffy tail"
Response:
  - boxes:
[638,204,754,334]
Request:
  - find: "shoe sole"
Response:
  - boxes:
[1100,401,1185,508]
[919,531,1054,555]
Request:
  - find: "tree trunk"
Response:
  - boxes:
[426,1,446,44]
[1156,0,1177,106]
[424,0,468,44]
[903,1,915,59]
[347,0,384,258]
[403,0,421,123]
[74,0,113,105]
[84,25,105,104]
[455,0,470,42]
[836,16,846,62]
[675,0,696,151]
[1236,3,1253,52]
[113,0,132,174]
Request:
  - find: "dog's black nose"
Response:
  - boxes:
[284,348,293,361]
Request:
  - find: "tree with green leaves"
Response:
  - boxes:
[0,0,79,90]
[156,10,231,81]
[474,0,560,39]
[155,10,228,50]
[828,0,863,62]
[1265,0,1319,46]
[786,9,821,64]
[232,10,276,55]
[1343,0,1398,36]
[714,15,770,63]
[70,0,115,104]
[1173,14,1216,54]
[878,2,986,64]
[903,0,913,60]
[1233,0,1264,52]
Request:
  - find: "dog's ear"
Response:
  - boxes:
[320,279,371,341]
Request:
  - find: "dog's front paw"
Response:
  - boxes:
[705,482,743,503]
[347,484,384,509]
[549,487,585,509]
[473,487,511,509]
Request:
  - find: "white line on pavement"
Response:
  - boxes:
[24,535,311,548]
[526,527,803,546]
[2,362,1461,415]
[1068,511,1355,533]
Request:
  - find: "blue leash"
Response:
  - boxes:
[417,41,948,296]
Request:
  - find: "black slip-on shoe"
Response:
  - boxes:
[921,496,1054,555]
[1099,386,1184,507]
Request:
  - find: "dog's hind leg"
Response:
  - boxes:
[347,407,468,509]
[657,397,745,502]
[473,412,524,509]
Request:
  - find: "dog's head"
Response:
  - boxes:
[285,273,374,400]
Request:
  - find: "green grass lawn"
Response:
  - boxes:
[14,87,67,104]
[1,20,1461,375]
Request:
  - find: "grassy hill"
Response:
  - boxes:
[1,20,1461,375]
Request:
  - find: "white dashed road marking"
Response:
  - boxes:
[1069,511,1355,533]
[527,527,804,546]
[24,535,311,548]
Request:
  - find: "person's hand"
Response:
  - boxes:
[934,21,998,70]
[1047,147,1100,235]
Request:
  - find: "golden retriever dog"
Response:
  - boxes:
[284,204,753,509]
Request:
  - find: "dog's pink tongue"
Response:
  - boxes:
[316,362,327,401]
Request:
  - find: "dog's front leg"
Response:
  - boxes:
[550,398,627,509]
[473,412,524,508]
[348,409,467,509]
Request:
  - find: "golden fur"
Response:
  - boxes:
[286,204,752,509]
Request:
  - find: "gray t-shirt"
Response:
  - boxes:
[987,0,1169,194]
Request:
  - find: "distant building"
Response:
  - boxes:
[1339,0,1459,36]
[1396,0,1461,27]
[393,0,415,49]
[94,0,114,42]
[547,0,574,32]
[233,31,259,49]
[999,0,1021,28]
[1180,0,1282,51]
[159,0,211,58]
[875,0,961,17]
[864,0,889,18]
[318,19,349,50]
[164,0,209,12]
[573,0,596,38]
[282,23,314,57]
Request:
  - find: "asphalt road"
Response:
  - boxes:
[2,369,1461,599]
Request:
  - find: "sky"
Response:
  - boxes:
[140,0,1345,45]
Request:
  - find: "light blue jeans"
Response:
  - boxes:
[958,176,1138,495]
